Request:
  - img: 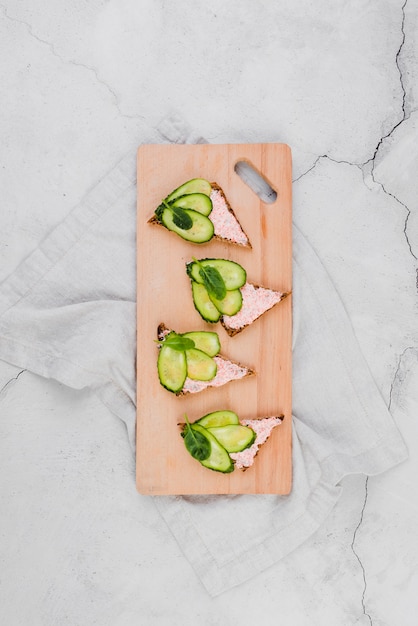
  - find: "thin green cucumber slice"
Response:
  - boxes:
[185,348,217,381]
[209,288,243,316]
[187,259,247,290]
[197,410,239,428]
[166,178,212,202]
[171,193,212,217]
[207,425,256,453]
[191,282,221,323]
[159,207,214,244]
[157,345,187,393]
[181,331,220,357]
[190,424,234,473]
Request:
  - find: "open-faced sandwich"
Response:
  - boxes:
[156,324,254,395]
[180,410,283,473]
[149,178,251,247]
[186,258,289,336]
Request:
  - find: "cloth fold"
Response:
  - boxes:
[0,116,408,595]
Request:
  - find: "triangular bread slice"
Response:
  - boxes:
[230,416,283,470]
[149,182,251,248]
[220,283,290,337]
[157,324,254,395]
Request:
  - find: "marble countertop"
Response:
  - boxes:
[1,1,417,624]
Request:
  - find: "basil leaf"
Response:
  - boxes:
[199,265,227,301]
[182,417,211,461]
[155,199,193,230]
[163,333,195,352]
[155,204,165,220]
[171,206,193,230]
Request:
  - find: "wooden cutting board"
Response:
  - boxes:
[136,143,292,495]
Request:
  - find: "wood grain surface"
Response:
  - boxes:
[136,143,292,494]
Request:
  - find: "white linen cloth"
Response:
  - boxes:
[0,117,407,596]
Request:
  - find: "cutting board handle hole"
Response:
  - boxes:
[234,160,277,204]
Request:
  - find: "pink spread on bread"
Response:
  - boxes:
[182,356,251,394]
[209,187,250,247]
[222,283,288,335]
[231,416,283,469]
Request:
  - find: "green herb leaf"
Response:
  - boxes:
[155,200,193,230]
[193,258,227,300]
[185,261,194,279]
[171,206,193,230]
[182,415,211,461]
[159,333,195,352]
[155,204,165,220]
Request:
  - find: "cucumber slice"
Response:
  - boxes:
[157,345,187,393]
[191,282,221,323]
[197,410,239,428]
[209,288,243,316]
[171,193,212,217]
[187,259,247,290]
[166,178,212,202]
[191,424,234,473]
[159,207,214,244]
[207,425,256,453]
[181,331,220,357]
[185,348,217,381]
